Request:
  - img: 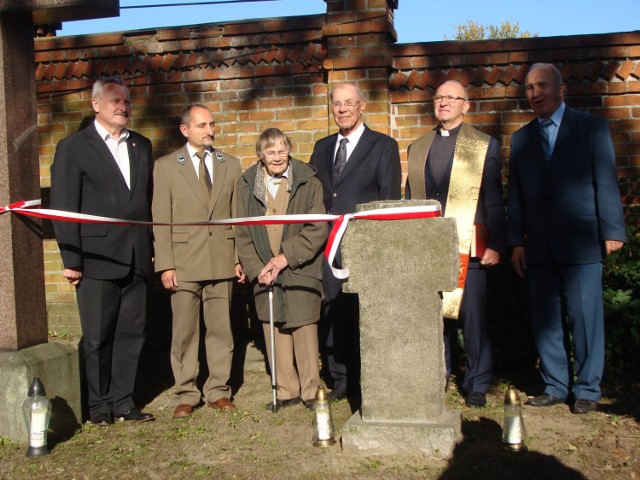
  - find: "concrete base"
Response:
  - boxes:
[341,409,462,458]
[0,341,82,444]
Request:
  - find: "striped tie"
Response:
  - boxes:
[333,138,349,185]
[540,119,554,161]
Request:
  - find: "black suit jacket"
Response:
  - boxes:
[309,125,402,214]
[50,122,154,279]
[507,106,626,264]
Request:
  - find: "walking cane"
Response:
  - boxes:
[268,286,278,413]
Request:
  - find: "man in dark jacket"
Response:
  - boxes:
[51,76,154,425]
[310,82,402,401]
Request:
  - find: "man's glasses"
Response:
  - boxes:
[330,100,361,109]
[433,95,467,104]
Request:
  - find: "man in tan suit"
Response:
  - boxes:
[153,104,244,419]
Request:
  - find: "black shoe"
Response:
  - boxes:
[90,412,113,426]
[302,399,314,410]
[265,397,301,411]
[114,408,155,422]
[328,387,347,402]
[465,392,487,408]
[571,399,597,414]
[526,393,564,407]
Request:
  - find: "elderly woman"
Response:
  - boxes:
[235,128,327,409]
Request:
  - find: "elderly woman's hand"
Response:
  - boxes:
[258,254,289,286]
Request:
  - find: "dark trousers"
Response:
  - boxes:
[526,258,604,402]
[76,270,147,415]
[444,260,492,394]
[321,259,360,394]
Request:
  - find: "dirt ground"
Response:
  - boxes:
[1,337,638,480]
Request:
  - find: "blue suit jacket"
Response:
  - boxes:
[507,106,626,264]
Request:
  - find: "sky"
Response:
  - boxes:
[58,0,640,43]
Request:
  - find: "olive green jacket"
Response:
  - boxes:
[235,158,327,328]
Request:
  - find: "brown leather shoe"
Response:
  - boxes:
[207,397,237,411]
[173,404,194,419]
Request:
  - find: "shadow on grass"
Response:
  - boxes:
[439,417,586,480]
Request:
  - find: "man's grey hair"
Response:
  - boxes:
[91,76,127,99]
[330,82,365,102]
[528,63,563,87]
[436,79,469,100]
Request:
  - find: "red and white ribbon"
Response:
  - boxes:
[1,200,440,279]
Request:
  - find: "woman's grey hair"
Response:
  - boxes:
[256,128,293,158]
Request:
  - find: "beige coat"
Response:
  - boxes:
[152,145,242,281]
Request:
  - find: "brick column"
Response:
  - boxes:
[322,0,398,135]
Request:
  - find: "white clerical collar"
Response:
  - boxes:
[437,123,462,137]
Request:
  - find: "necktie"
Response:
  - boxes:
[333,138,349,185]
[196,151,212,197]
[540,119,554,161]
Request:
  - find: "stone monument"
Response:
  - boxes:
[340,199,462,457]
[0,0,118,443]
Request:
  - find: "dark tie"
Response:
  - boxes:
[540,119,554,161]
[196,151,212,197]
[333,138,349,185]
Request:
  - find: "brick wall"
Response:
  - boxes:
[390,33,640,184]
[34,1,640,331]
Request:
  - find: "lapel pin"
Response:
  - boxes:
[132,142,136,147]
[177,153,186,165]
[216,152,225,163]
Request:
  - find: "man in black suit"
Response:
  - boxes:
[310,82,402,401]
[406,80,506,407]
[508,63,626,414]
[51,76,155,425]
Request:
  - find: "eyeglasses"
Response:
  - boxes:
[433,95,467,104]
[263,151,289,159]
[330,100,361,109]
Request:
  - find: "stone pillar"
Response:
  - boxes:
[340,200,462,457]
[0,0,118,443]
[0,10,48,351]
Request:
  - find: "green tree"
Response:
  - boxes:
[446,20,537,41]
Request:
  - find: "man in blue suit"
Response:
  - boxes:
[310,82,402,402]
[507,63,626,414]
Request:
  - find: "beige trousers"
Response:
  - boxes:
[262,322,321,402]
[170,279,233,406]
